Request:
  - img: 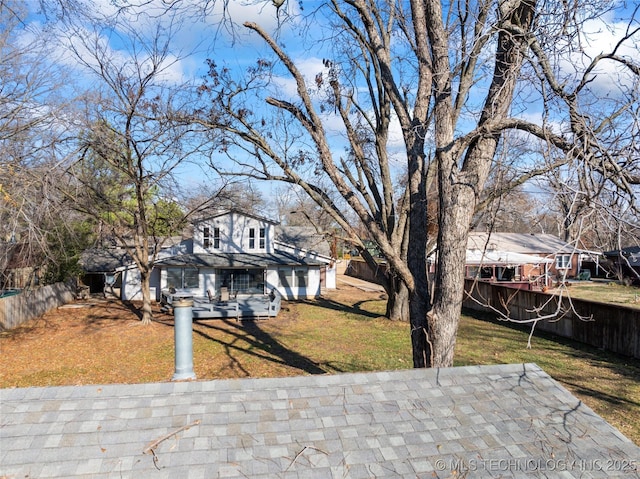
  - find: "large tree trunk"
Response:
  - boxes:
[140,266,153,325]
[415,0,537,367]
[406,144,431,367]
[386,276,410,321]
[430,166,479,366]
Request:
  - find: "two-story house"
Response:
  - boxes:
[118,209,336,303]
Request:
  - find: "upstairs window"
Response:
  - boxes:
[249,228,255,249]
[213,227,220,249]
[203,227,210,248]
[259,228,266,249]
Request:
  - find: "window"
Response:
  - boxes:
[555,254,571,269]
[233,270,263,293]
[166,268,199,289]
[249,228,255,249]
[166,268,181,289]
[183,269,199,288]
[278,268,307,290]
[278,268,291,288]
[295,269,307,288]
[213,227,220,249]
[259,228,266,249]
[203,227,210,248]
[235,273,250,292]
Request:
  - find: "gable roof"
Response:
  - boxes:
[2,363,638,478]
[468,232,577,254]
[192,208,279,226]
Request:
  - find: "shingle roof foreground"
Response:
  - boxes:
[1,363,638,478]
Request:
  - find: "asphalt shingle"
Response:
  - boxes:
[1,363,639,478]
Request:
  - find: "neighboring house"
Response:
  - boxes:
[88,210,336,302]
[464,249,554,289]
[603,246,640,284]
[347,232,590,290]
[80,248,130,295]
[466,232,587,283]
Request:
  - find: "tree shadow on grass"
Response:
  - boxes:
[461,307,640,396]
[78,300,147,333]
[2,299,141,339]
[559,378,640,409]
[297,295,386,320]
[155,293,388,377]
[191,318,330,376]
[121,300,143,320]
[0,313,61,339]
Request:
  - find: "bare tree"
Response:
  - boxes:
[531,158,640,253]
[0,0,84,288]
[59,15,215,324]
[187,0,639,367]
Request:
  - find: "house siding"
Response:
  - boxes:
[121,267,162,302]
[158,267,210,299]
[193,212,275,254]
[266,266,322,300]
[549,253,580,279]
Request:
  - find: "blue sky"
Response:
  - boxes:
[17,0,640,200]
[20,0,346,196]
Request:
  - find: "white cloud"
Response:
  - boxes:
[556,10,639,96]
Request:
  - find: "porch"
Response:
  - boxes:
[162,290,282,320]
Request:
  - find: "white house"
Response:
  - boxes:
[120,210,336,302]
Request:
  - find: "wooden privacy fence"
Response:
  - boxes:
[345,258,389,285]
[463,279,640,359]
[0,282,76,330]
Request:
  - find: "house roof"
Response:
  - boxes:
[79,248,132,273]
[80,228,330,274]
[468,232,577,254]
[155,251,328,269]
[2,363,638,478]
[603,246,640,267]
[275,225,331,257]
[80,237,190,273]
[465,249,554,266]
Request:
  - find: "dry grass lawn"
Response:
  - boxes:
[552,280,640,309]
[1,284,638,446]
